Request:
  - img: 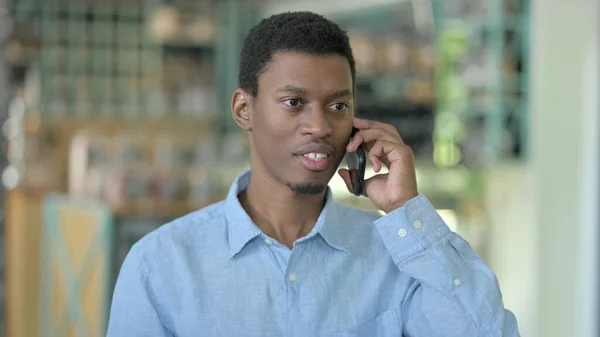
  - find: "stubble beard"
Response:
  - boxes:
[285,182,327,195]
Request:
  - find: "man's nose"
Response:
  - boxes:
[300,106,333,138]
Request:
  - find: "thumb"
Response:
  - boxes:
[363,173,388,199]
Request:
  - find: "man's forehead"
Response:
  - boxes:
[267,51,349,68]
[259,53,353,92]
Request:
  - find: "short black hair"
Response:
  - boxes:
[238,11,356,97]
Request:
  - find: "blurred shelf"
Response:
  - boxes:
[112,198,223,218]
[328,1,416,32]
[356,72,434,83]
[467,96,522,117]
[155,40,214,49]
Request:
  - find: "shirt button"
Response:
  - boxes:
[398,228,408,238]
[288,273,298,282]
[264,238,273,245]
[412,220,423,229]
[453,278,462,287]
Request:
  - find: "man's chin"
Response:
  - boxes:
[285,182,327,195]
[284,163,339,195]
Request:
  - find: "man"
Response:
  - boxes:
[107,11,519,337]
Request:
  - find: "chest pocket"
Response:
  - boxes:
[336,308,402,337]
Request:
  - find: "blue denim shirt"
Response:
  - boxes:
[107,170,519,336]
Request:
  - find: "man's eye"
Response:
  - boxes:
[330,103,348,112]
[284,99,301,107]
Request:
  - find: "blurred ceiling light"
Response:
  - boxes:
[8,96,25,118]
[68,134,90,196]
[411,0,434,32]
[2,166,20,189]
[151,7,180,42]
[2,117,20,140]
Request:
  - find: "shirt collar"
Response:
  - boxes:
[224,170,352,259]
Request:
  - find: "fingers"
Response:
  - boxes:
[369,150,383,173]
[346,118,412,178]
[368,139,413,171]
[347,128,404,153]
[367,140,391,171]
[354,118,401,138]
[363,173,388,198]
[352,118,372,129]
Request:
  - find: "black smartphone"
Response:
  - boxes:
[346,127,367,196]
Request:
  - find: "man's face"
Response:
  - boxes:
[245,52,354,194]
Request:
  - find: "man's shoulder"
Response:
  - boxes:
[335,201,382,224]
[132,200,228,257]
[331,202,396,259]
[333,201,385,238]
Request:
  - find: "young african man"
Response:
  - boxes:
[107,11,519,337]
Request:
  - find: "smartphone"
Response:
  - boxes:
[346,127,367,196]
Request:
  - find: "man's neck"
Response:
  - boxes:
[239,172,326,249]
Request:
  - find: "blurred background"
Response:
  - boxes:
[0,0,597,336]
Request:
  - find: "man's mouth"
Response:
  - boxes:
[296,152,331,171]
[293,143,335,172]
[302,152,328,161]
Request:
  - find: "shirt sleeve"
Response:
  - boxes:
[106,243,174,337]
[374,194,520,337]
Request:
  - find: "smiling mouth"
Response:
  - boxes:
[296,152,331,171]
[303,152,328,160]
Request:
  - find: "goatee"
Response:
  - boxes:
[286,183,327,195]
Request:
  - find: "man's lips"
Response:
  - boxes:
[293,143,334,157]
[296,153,331,171]
[293,143,335,172]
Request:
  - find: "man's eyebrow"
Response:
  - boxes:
[326,89,353,101]
[275,85,308,94]
[275,86,353,100]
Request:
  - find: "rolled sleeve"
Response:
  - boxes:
[374,194,451,266]
[374,194,519,336]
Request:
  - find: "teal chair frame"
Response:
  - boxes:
[39,194,113,337]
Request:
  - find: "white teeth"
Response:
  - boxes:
[303,153,327,160]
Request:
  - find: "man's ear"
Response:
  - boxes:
[231,88,253,131]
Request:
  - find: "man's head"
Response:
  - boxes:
[232,11,356,195]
